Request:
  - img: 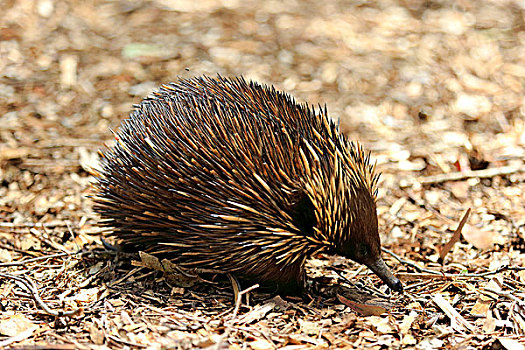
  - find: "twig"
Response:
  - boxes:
[382,247,442,275]
[439,208,471,261]
[460,265,525,277]
[66,222,81,252]
[231,284,259,322]
[481,288,525,306]
[107,335,148,348]
[29,228,72,254]
[0,222,80,229]
[433,294,477,332]
[108,267,144,287]
[35,138,102,148]
[330,267,389,298]
[0,272,81,317]
[215,284,259,350]
[44,332,87,349]
[0,250,84,267]
[142,304,208,322]
[228,273,241,307]
[383,248,524,279]
[401,165,524,187]
[0,325,39,347]
[406,193,454,224]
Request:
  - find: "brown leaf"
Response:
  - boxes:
[299,319,320,335]
[433,294,477,332]
[89,322,105,345]
[448,181,470,199]
[239,301,276,324]
[399,311,418,334]
[439,208,471,261]
[470,300,490,317]
[0,315,36,337]
[498,338,525,350]
[366,316,394,334]
[483,310,496,334]
[249,338,274,350]
[135,251,198,287]
[462,224,503,250]
[337,294,388,316]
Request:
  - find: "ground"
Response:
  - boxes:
[0,0,525,349]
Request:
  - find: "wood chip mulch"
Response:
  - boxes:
[1,0,524,349]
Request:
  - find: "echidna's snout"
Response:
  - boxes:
[365,257,403,292]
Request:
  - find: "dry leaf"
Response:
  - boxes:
[0,249,12,263]
[462,224,503,249]
[18,235,40,251]
[518,270,525,283]
[136,251,198,287]
[498,338,525,350]
[137,251,163,270]
[337,294,388,316]
[239,302,276,324]
[470,300,490,317]
[89,322,105,345]
[433,294,477,332]
[367,316,393,334]
[512,312,525,335]
[0,315,36,337]
[399,311,418,334]
[249,338,274,350]
[78,146,101,174]
[299,319,320,336]
[72,287,102,303]
[448,181,470,199]
[401,334,417,345]
[483,310,496,334]
[439,208,470,261]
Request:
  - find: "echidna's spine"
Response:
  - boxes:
[93,76,386,293]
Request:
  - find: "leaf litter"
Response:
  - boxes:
[0,0,524,348]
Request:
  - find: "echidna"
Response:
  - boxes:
[93,76,402,294]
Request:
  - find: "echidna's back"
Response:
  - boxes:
[94,76,377,293]
[94,77,327,289]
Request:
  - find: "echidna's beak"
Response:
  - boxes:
[365,257,403,292]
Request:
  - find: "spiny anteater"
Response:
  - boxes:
[93,75,403,294]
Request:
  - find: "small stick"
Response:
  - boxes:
[143,304,208,322]
[228,274,241,307]
[405,192,456,224]
[330,267,389,298]
[231,284,259,321]
[439,208,471,261]
[66,222,81,252]
[0,272,81,317]
[28,228,72,254]
[107,335,148,348]
[433,294,477,332]
[215,284,259,350]
[0,250,85,267]
[401,165,524,187]
[382,247,442,275]
[0,222,80,229]
[481,288,525,306]
[0,325,39,347]
[383,248,524,279]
